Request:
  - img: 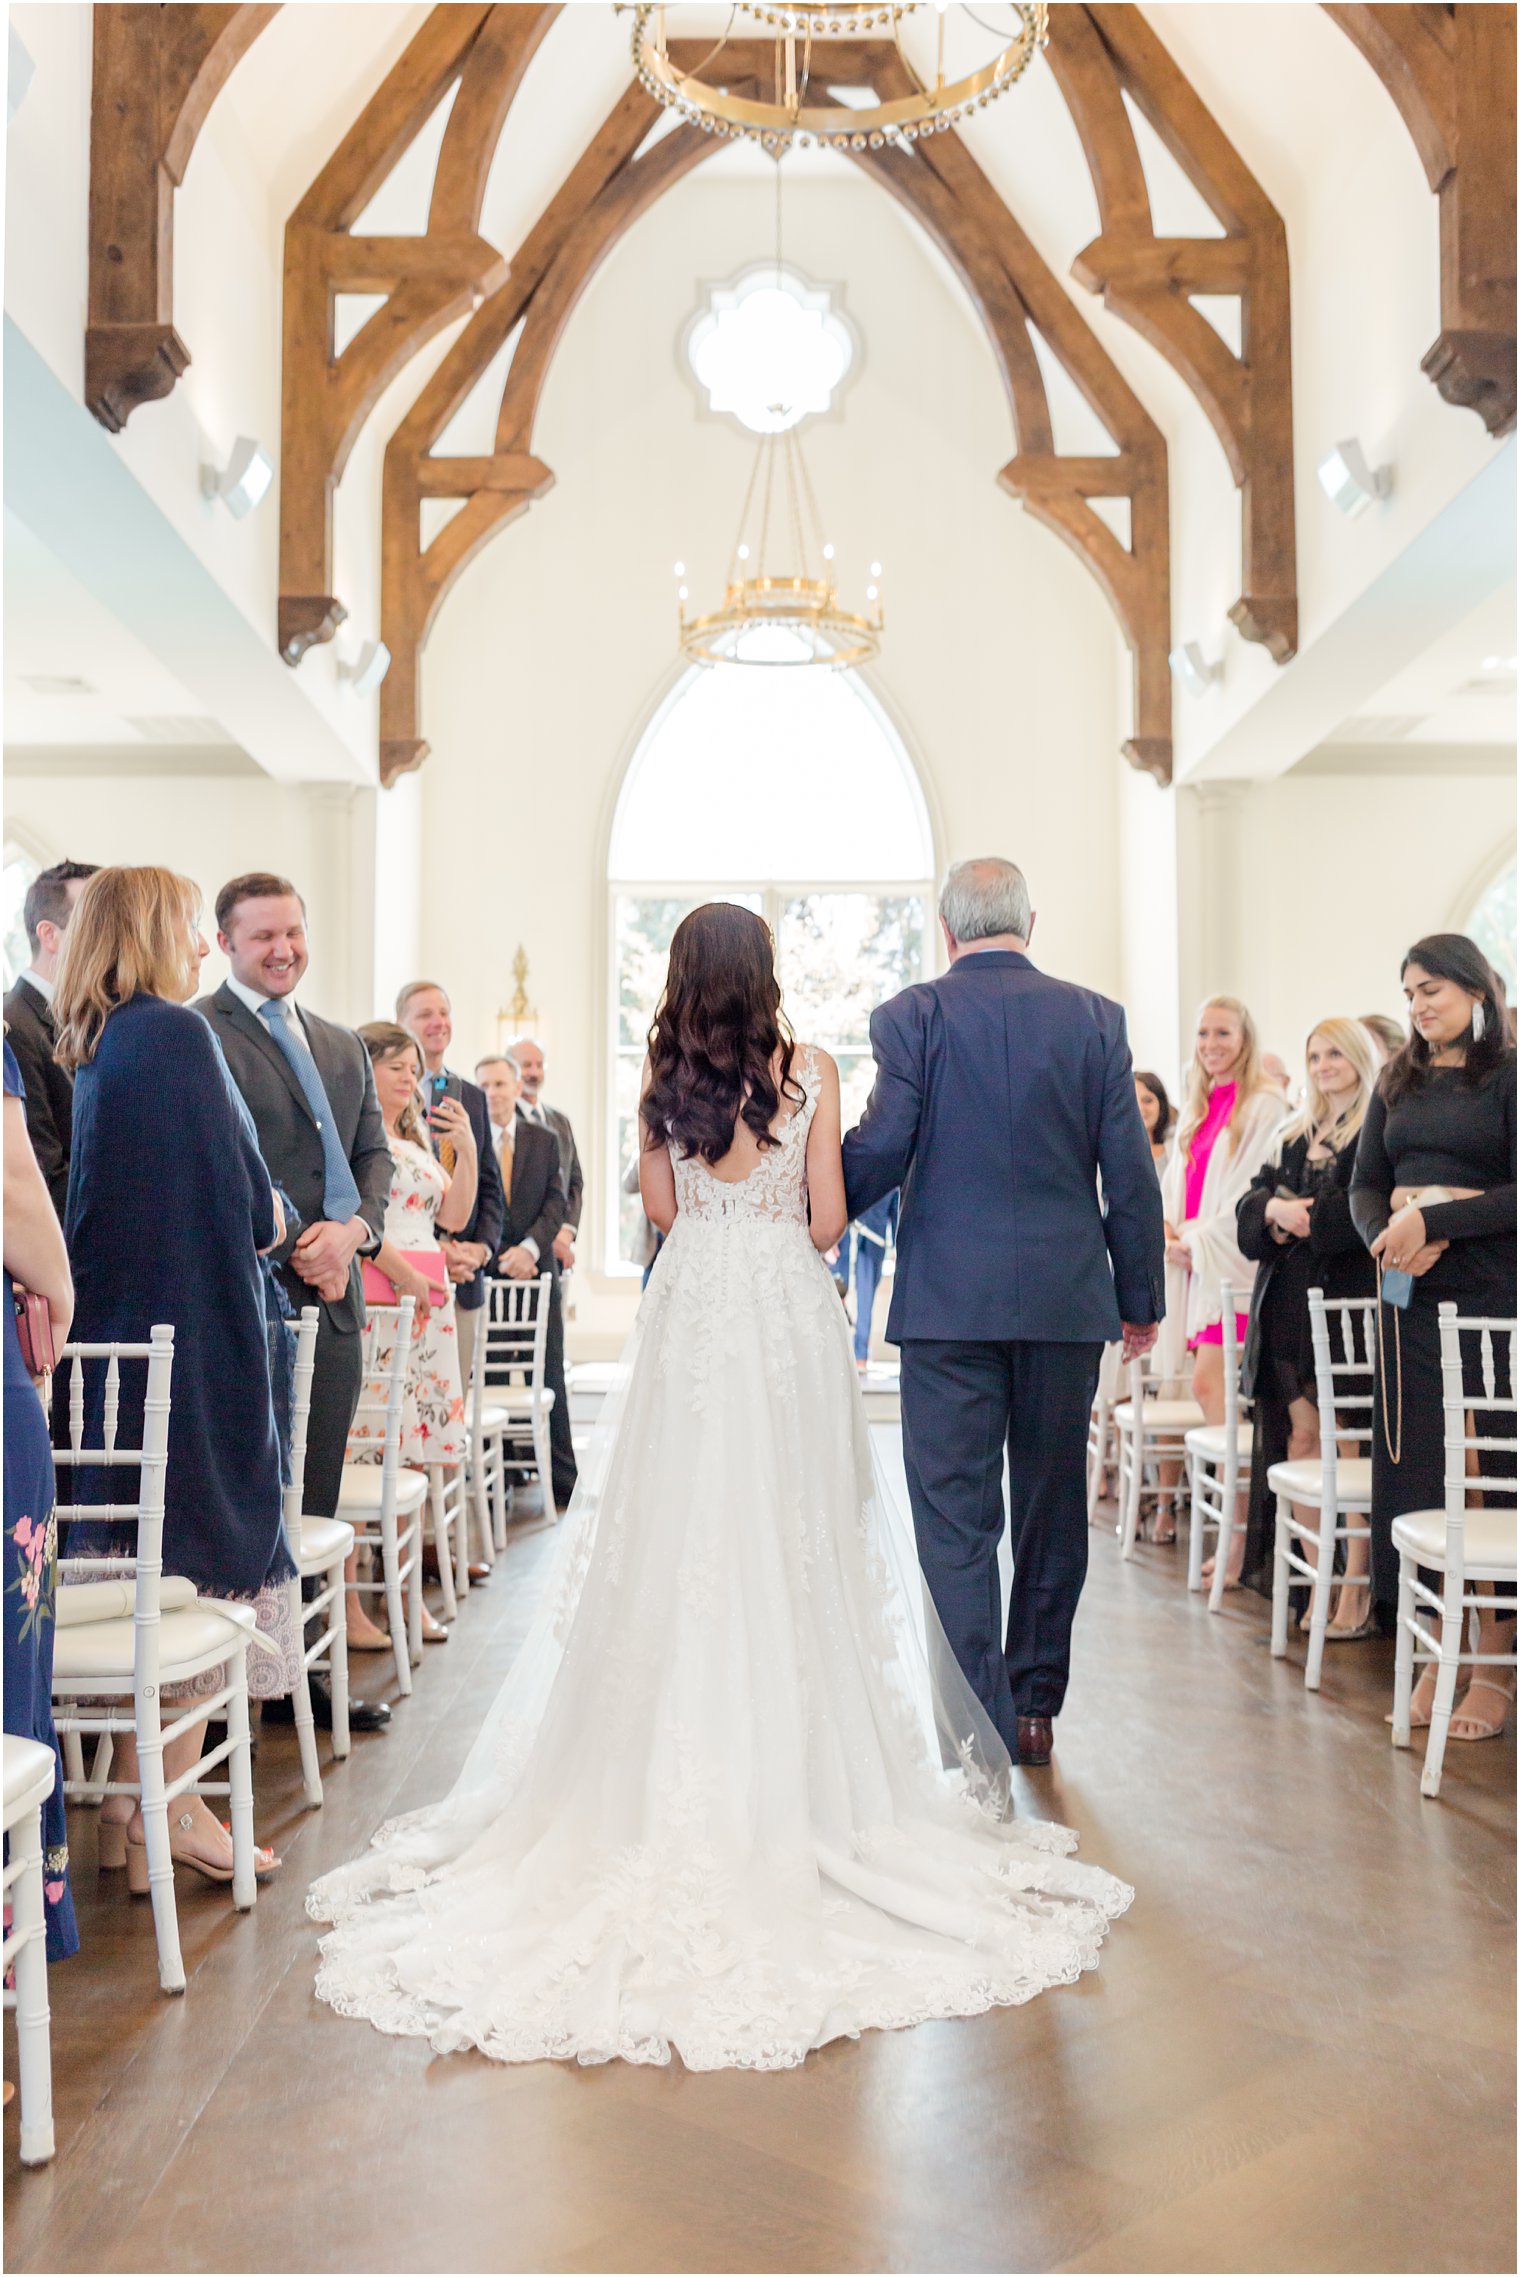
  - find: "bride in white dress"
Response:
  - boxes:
[309,903,1131,2071]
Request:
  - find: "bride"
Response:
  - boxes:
[309,903,1131,2070]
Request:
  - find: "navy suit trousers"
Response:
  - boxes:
[898,1337,1103,1744]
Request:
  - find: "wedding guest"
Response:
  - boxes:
[476,1054,576,1512]
[510,1039,582,1273]
[622,1154,662,1287]
[1236,1019,1381,1622]
[3,1042,78,1962]
[3,859,98,1217]
[198,873,393,1733]
[1133,1070,1174,1168]
[53,867,288,1882]
[1361,1011,1406,1062]
[395,982,504,1411]
[1352,935,1516,1737]
[349,1025,476,1643]
[1262,1051,1294,1101]
[1160,996,1286,1557]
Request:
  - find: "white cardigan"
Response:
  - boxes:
[1158,1086,1288,1365]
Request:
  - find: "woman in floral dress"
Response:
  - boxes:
[346,1025,476,1646]
[3,1040,78,1961]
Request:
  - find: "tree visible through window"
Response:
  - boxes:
[607,666,933,1270]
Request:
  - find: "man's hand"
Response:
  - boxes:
[499,1245,538,1281]
[444,1239,491,1284]
[552,1225,576,1270]
[291,1217,364,1289]
[1121,1321,1159,1363]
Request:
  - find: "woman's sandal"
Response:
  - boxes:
[344,1619,393,1654]
[1448,1677,1516,1743]
[98,1800,135,1871]
[125,1811,281,1893]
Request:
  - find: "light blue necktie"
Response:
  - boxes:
[257,999,363,1223]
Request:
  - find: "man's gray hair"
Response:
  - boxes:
[938,858,1032,945]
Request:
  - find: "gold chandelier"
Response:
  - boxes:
[631,2,1048,154]
[678,416,883,669]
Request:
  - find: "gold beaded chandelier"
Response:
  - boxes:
[631,2,1049,154]
[677,416,883,669]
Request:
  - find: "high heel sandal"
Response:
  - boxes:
[1448,1676,1516,1742]
[125,1811,281,1894]
[98,1808,133,1872]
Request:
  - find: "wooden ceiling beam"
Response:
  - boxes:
[1047,2,1298,665]
[1327,3,1515,436]
[278,3,558,666]
[86,3,278,432]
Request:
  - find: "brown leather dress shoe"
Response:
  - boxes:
[1016,1714,1053,1766]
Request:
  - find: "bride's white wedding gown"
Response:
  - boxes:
[309,1048,1132,2070]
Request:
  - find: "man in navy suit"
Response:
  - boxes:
[843,857,1164,1767]
[396,982,506,1410]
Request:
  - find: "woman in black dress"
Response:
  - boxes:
[1236,1019,1381,1623]
[1351,934,1516,1741]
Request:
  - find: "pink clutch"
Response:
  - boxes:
[362,1251,449,1308]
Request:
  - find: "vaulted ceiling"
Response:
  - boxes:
[82,3,1515,788]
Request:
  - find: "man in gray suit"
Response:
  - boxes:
[197,871,395,1732]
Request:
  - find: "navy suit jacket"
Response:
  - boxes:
[437,1071,505,1314]
[841,951,1164,1345]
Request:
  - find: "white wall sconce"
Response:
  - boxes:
[1317,438,1392,518]
[1169,640,1221,698]
[200,437,274,519]
[338,638,391,695]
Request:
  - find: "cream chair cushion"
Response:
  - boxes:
[1391,1506,1518,1573]
[1268,1457,1373,1504]
[55,1576,198,1627]
[3,1734,56,1825]
[53,1600,256,1685]
[337,1463,428,1513]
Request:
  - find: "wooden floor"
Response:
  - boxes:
[6,1479,1515,2276]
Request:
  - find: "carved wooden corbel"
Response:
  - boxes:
[86,3,278,431]
[1048,2,1298,664]
[1326,3,1516,435]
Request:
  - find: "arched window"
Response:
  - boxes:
[607,666,934,1269]
[1467,855,1517,999]
[0,845,40,990]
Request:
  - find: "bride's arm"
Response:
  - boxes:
[805,1051,848,1252]
[637,1054,678,1233]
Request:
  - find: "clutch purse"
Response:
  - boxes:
[12,1285,56,1378]
[362,1251,449,1308]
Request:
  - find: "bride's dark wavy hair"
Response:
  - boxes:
[642,903,803,1163]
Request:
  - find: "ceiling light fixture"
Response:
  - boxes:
[200,436,274,520]
[630,2,1047,154]
[1316,438,1392,519]
[1168,641,1220,698]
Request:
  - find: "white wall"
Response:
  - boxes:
[3,769,365,1013]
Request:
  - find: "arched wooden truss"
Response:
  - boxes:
[1325,3,1516,437]
[83,4,1515,785]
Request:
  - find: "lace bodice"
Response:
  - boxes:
[671,1047,820,1228]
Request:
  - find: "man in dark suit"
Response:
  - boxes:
[3,858,98,1215]
[476,1054,576,1514]
[197,870,395,1733]
[396,982,505,1409]
[843,857,1164,1769]
[508,1038,582,1273]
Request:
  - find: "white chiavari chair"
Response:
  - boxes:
[1391,1305,1518,1799]
[1114,1348,1204,1560]
[51,1328,262,1994]
[465,1302,506,1561]
[3,1735,57,2163]
[482,1275,557,1521]
[1185,1285,1255,1599]
[336,1298,424,1692]
[1269,1289,1375,1691]
[282,1308,356,1804]
[1086,1343,1124,1523]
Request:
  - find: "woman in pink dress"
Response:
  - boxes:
[1157,997,1286,1566]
